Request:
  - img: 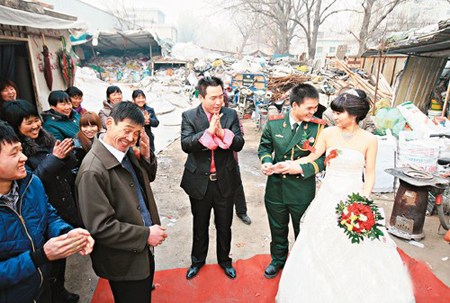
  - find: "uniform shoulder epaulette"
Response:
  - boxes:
[310,116,327,125]
[268,113,285,121]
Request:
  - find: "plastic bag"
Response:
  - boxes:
[374,107,406,137]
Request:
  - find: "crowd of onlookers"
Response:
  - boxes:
[0,78,159,303]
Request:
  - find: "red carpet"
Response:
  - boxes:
[91,252,449,303]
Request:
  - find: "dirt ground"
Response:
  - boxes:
[67,119,450,303]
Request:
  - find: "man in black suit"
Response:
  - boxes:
[181,76,245,280]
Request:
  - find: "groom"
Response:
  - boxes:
[258,83,326,278]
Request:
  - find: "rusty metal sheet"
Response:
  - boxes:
[393,56,446,111]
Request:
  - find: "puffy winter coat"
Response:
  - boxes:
[41,109,80,140]
[0,173,72,303]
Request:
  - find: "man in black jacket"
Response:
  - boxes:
[181,76,245,280]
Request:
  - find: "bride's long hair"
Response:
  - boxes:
[330,89,371,123]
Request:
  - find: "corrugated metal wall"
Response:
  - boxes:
[393,56,447,111]
[362,56,407,86]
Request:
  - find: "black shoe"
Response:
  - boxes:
[186,265,201,280]
[237,214,252,225]
[223,266,237,279]
[264,264,280,279]
[52,288,80,303]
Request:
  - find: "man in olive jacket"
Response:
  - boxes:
[76,102,167,303]
[258,84,326,279]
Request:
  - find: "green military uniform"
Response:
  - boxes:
[258,113,326,268]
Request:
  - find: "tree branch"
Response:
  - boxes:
[349,30,361,42]
[319,0,338,19]
[369,0,402,33]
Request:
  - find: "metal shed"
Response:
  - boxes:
[364,19,450,113]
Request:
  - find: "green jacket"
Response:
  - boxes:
[42,109,80,140]
[258,113,326,204]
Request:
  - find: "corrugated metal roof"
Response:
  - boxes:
[363,19,450,57]
[94,30,161,55]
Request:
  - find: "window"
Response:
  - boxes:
[329,47,336,53]
[317,47,323,54]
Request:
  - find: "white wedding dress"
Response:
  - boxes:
[276,148,415,303]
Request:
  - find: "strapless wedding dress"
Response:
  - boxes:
[276,148,415,303]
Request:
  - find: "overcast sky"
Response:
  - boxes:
[82,0,212,25]
[78,0,235,49]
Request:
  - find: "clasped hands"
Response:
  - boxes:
[43,228,94,261]
[261,158,309,176]
[207,113,224,139]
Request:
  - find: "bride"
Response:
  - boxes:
[274,89,415,303]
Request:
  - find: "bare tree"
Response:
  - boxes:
[222,0,346,60]
[386,10,434,32]
[234,15,260,56]
[351,0,408,56]
[222,0,304,54]
[290,0,344,60]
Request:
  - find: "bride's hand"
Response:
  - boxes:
[272,161,291,174]
[296,158,308,164]
[286,161,303,175]
[273,161,303,175]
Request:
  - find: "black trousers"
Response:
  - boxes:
[109,253,155,303]
[36,281,52,303]
[233,183,247,215]
[189,180,234,268]
[49,258,66,292]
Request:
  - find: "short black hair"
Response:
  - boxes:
[0,121,20,153]
[0,78,17,92]
[110,102,144,126]
[289,84,319,106]
[0,78,18,105]
[132,89,146,100]
[48,90,71,107]
[106,86,122,100]
[197,77,223,98]
[2,100,40,139]
[330,89,371,123]
[66,86,83,97]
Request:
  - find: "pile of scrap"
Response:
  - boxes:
[268,75,310,100]
[331,59,393,102]
[86,54,151,83]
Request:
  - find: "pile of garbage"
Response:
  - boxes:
[268,75,310,101]
[86,54,151,83]
[315,59,392,103]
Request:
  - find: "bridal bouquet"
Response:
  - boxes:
[335,193,384,244]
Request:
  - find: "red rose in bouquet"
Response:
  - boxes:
[336,193,384,244]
